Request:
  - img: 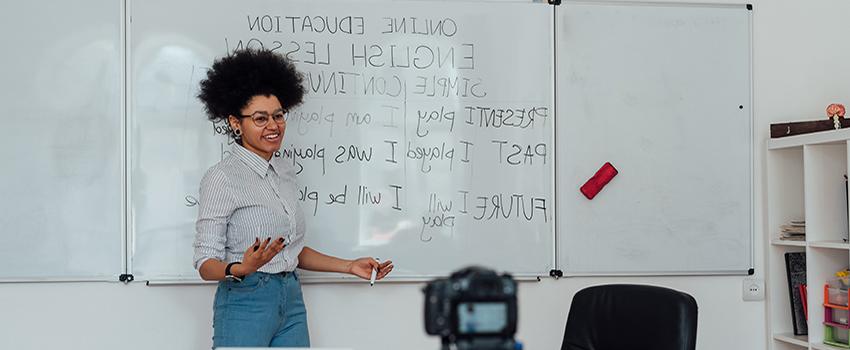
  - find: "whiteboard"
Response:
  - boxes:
[128,0,555,281]
[0,0,123,281]
[556,2,753,275]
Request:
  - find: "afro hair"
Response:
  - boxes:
[197,49,305,139]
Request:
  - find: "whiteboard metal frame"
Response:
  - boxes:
[550,2,560,278]
[563,270,752,277]
[562,0,751,10]
[126,0,557,283]
[0,0,759,283]
[0,0,127,283]
[144,274,544,286]
[0,277,125,284]
[121,0,131,283]
[747,3,755,276]
[556,1,755,277]
[124,0,136,282]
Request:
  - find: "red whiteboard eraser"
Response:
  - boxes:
[580,162,618,200]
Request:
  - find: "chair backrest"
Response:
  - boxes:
[561,284,698,350]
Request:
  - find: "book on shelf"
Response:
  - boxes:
[778,220,806,241]
[799,284,807,320]
[785,252,808,335]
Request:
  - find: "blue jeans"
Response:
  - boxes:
[212,271,310,348]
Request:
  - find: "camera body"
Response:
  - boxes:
[424,266,518,350]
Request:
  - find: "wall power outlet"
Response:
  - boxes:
[742,278,765,301]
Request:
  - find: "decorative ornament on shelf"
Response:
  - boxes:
[826,103,846,130]
[836,268,850,289]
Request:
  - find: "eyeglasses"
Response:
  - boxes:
[240,109,287,128]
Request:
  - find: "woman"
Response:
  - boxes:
[193,48,393,348]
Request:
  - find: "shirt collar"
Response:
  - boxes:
[268,156,285,176]
[231,144,273,178]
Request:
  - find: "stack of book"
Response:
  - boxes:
[779,220,806,241]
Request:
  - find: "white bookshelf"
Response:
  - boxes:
[767,129,850,350]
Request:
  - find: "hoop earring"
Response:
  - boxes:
[233,128,242,138]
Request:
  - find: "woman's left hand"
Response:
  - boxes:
[347,257,394,280]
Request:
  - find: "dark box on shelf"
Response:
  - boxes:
[770,119,850,138]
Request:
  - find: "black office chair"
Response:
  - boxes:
[561,284,698,350]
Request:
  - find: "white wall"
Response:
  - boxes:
[0,276,761,350]
[4,0,850,349]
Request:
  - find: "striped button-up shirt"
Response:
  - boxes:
[193,143,306,273]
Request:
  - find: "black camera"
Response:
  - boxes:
[423,266,518,350]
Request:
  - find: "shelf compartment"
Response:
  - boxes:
[808,249,850,344]
[803,144,849,243]
[769,147,805,244]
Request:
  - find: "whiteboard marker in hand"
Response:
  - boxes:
[370,258,379,286]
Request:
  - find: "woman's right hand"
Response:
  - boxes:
[233,237,286,276]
